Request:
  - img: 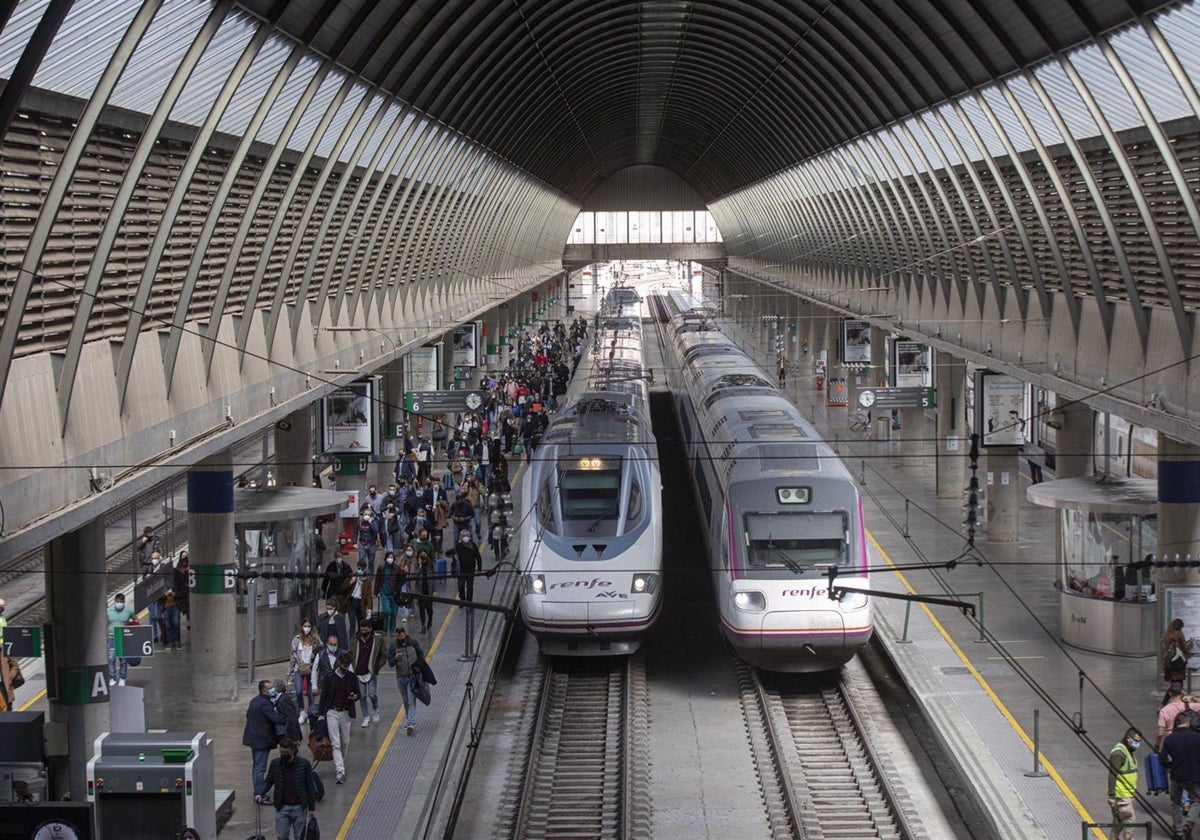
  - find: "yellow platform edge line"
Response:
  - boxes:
[865,529,1102,837]
[335,605,458,840]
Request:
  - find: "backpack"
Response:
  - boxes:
[309,767,325,802]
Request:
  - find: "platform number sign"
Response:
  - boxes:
[4,626,42,658]
[113,625,154,658]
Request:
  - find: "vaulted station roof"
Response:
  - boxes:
[235,0,1173,199]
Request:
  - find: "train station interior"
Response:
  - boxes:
[3,1,1200,838]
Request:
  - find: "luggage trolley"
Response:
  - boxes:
[86,732,216,840]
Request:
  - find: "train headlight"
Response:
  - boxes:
[838,591,869,610]
[733,590,766,612]
[631,574,659,594]
[525,574,546,594]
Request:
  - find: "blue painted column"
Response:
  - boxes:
[1157,437,1200,636]
[188,452,238,701]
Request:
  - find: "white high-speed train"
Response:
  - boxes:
[518,294,662,655]
[656,290,872,672]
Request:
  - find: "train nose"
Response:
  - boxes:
[764,611,846,649]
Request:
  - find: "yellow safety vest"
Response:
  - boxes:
[1110,742,1137,798]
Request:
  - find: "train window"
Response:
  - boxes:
[556,463,623,537]
[537,482,555,531]
[743,512,849,575]
[627,482,643,520]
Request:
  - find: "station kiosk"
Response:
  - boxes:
[234,485,348,667]
[86,732,215,840]
[1028,476,1158,656]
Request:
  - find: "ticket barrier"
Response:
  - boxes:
[86,732,216,840]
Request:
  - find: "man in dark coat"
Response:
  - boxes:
[242,679,286,799]
[452,530,483,602]
[255,737,315,839]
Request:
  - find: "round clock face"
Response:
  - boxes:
[858,390,876,408]
[33,820,81,840]
[466,393,483,411]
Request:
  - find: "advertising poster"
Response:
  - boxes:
[841,319,871,364]
[404,346,441,393]
[893,340,930,388]
[323,381,373,453]
[976,371,1028,447]
[451,322,479,368]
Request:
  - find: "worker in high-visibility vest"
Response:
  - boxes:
[1107,727,1142,840]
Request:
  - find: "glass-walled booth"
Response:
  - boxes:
[234,486,348,666]
[1028,477,1158,657]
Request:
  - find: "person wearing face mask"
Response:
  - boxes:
[376,551,404,635]
[1107,727,1142,840]
[106,594,131,686]
[316,652,358,784]
[354,506,379,574]
[453,531,482,602]
[347,560,372,636]
[255,737,315,839]
[1163,714,1200,839]
[314,632,345,700]
[352,621,387,727]
[319,599,349,653]
[289,618,320,725]
[414,550,436,634]
[243,679,287,799]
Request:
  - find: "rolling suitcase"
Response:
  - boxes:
[1145,751,1169,794]
[247,801,267,840]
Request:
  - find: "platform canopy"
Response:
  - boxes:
[233,0,1168,200]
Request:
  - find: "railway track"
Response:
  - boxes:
[738,658,914,840]
[495,655,651,840]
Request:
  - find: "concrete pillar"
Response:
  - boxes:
[985,447,1021,542]
[188,452,239,702]
[384,360,407,452]
[869,326,886,388]
[45,518,109,800]
[275,406,313,487]
[825,311,843,410]
[935,350,969,498]
[1055,402,1095,480]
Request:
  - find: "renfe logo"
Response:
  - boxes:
[548,578,614,590]
[781,587,828,598]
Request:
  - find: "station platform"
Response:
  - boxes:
[9,299,603,838]
[717,314,1166,839]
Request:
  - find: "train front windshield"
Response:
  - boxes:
[538,457,641,539]
[744,512,850,577]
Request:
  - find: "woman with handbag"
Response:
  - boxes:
[290,619,320,725]
[1164,619,1194,684]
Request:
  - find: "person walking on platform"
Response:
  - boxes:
[376,551,403,635]
[347,560,372,636]
[243,679,287,799]
[314,632,344,699]
[414,550,436,634]
[317,652,358,785]
[273,678,303,743]
[254,738,315,840]
[290,620,320,726]
[1107,727,1142,840]
[106,594,131,686]
[352,622,387,727]
[387,627,424,736]
[453,531,482,603]
[1162,713,1200,839]
[318,599,349,653]
[1158,684,1200,750]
